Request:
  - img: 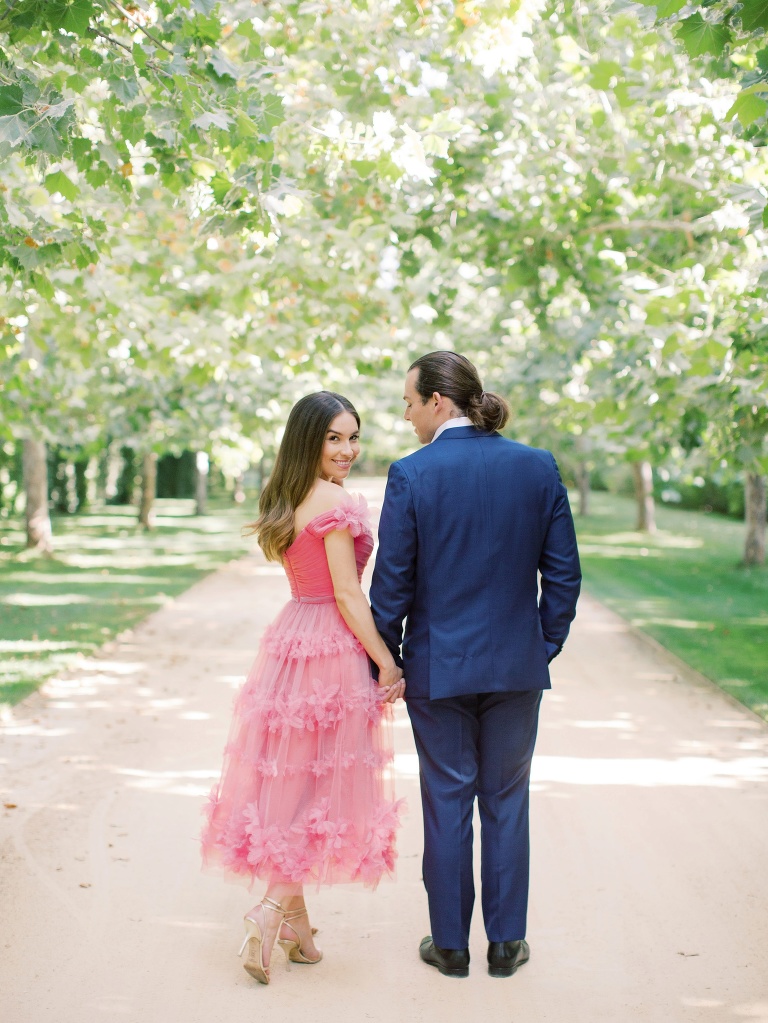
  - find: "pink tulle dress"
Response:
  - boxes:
[201,492,402,888]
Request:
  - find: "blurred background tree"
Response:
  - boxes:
[1,0,766,563]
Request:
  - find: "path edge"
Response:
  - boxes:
[587,588,768,730]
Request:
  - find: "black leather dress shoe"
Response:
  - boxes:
[419,936,470,977]
[487,939,530,978]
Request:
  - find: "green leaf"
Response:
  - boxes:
[235,112,259,139]
[654,0,687,16]
[613,82,633,108]
[49,0,95,36]
[167,55,191,77]
[66,73,89,92]
[71,137,92,164]
[118,106,147,145]
[592,398,618,423]
[109,76,140,103]
[85,165,109,188]
[235,20,259,40]
[506,261,539,288]
[675,14,731,58]
[45,170,80,200]
[10,243,42,271]
[187,13,221,45]
[192,110,232,131]
[260,94,284,133]
[726,90,768,128]
[372,155,400,181]
[79,48,104,69]
[209,51,239,79]
[29,271,55,301]
[740,0,768,32]
[0,113,28,146]
[210,173,233,204]
[0,85,24,117]
[422,133,450,158]
[589,60,621,90]
[132,43,148,70]
[351,160,377,178]
[28,119,66,157]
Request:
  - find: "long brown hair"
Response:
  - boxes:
[246,391,360,562]
[409,351,509,431]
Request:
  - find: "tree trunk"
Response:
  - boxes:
[101,445,121,503]
[23,439,53,552]
[138,452,157,530]
[233,472,245,505]
[50,449,70,513]
[631,460,656,534]
[576,461,590,516]
[194,451,209,516]
[743,473,766,567]
[115,446,137,505]
[74,456,94,511]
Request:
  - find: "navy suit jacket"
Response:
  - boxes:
[370,426,581,700]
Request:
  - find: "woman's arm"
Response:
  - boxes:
[324,529,404,702]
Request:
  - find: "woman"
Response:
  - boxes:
[201,391,405,985]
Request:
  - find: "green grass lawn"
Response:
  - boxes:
[2,491,766,723]
[0,499,251,706]
[575,492,768,721]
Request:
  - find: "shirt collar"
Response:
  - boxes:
[431,416,473,443]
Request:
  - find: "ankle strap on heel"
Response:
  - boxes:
[261,896,286,917]
[283,907,308,922]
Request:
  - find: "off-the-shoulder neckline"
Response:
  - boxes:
[287,493,366,551]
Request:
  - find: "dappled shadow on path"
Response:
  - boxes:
[522,592,768,1023]
[1,545,767,1022]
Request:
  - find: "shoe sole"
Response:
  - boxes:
[243,960,269,984]
[421,958,469,978]
[488,955,529,978]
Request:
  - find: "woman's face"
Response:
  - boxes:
[319,411,360,483]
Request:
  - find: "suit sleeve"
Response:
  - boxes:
[538,454,582,661]
[369,461,418,670]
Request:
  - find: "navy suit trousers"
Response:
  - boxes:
[406,689,542,949]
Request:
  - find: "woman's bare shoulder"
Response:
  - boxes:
[294,481,349,532]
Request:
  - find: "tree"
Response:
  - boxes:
[632,0,768,157]
[1,0,766,565]
[1,0,470,540]
[381,0,768,548]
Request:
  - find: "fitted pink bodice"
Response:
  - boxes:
[283,494,373,603]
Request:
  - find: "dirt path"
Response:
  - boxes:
[1,479,767,1023]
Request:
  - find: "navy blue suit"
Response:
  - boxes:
[370,426,581,947]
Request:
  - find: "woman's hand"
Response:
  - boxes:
[378,663,405,703]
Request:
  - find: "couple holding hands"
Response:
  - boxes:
[201,351,581,983]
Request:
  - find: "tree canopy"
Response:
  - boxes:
[1,0,766,557]
[633,0,768,147]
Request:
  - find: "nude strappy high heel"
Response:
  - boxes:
[277,906,323,966]
[237,896,285,984]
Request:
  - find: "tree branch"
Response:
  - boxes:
[0,2,22,35]
[581,217,714,236]
[104,0,175,55]
[90,26,134,56]
[90,26,173,78]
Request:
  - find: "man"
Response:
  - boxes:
[370,351,581,979]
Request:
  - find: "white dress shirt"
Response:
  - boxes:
[432,416,473,443]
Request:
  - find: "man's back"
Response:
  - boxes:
[370,425,581,699]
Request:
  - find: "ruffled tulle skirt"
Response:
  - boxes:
[201,598,402,888]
